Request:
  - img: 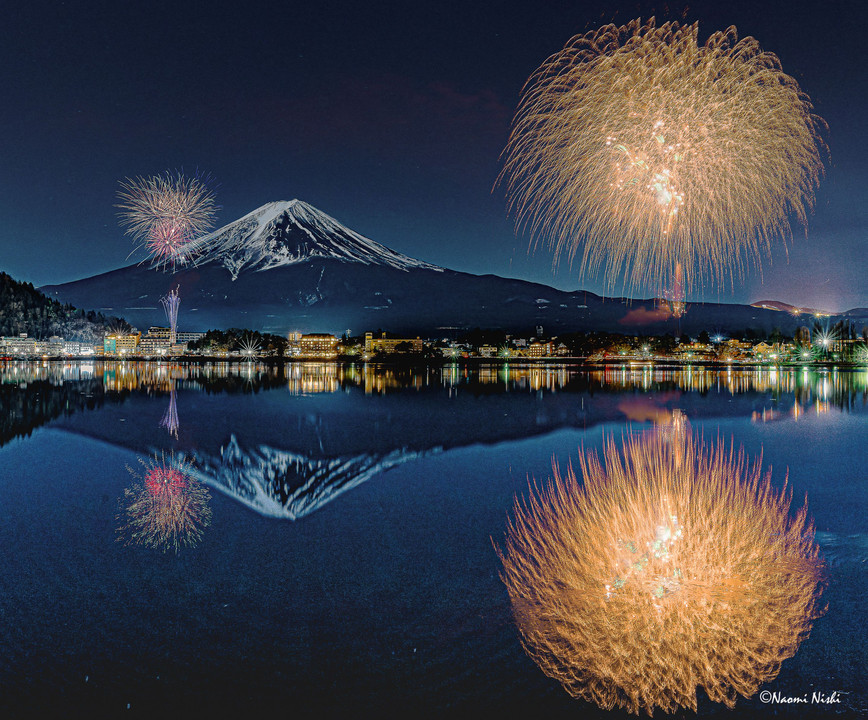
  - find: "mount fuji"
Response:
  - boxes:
[190,200,442,279]
[40,200,834,336]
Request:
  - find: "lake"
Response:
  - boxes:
[0,361,865,718]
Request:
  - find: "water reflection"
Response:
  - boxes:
[2,360,866,407]
[159,379,180,438]
[2,361,866,520]
[191,434,425,520]
[117,452,212,553]
[497,430,825,714]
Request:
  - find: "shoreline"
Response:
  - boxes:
[1,355,865,370]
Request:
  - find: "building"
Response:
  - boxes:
[63,340,95,356]
[145,326,172,341]
[364,332,424,354]
[1,334,37,356]
[104,332,141,355]
[527,341,553,358]
[176,331,204,344]
[0,334,66,357]
[298,333,339,359]
[138,327,203,355]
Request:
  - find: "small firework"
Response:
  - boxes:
[237,335,261,361]
[497,432,825,714]
[118,452,211,553]
[160,286,181,344]
[499,18,826,295]
[116,171,218,269]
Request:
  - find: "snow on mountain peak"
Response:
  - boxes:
[190,199,443,279]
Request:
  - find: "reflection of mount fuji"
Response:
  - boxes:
[189,434,431,520]
[8,363,865,520]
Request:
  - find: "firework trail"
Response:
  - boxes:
[118,452,211,553]
[663,262,686,318]
[116,171,218,269]
[500,18,826,296]
[496,431,825,714]
[160,286,181,344]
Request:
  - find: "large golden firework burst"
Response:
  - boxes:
[497,432,825,714]
[500,18,826,295]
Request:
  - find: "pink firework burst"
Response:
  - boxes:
[144,463,187,499]
[148,217,187,264]
[118,452,212,553]
[116,171,218,269]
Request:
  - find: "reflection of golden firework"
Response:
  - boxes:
[497,433,824,714]
[500,18,826,294]
[118,453,212,553]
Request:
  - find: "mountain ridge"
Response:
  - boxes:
[38,199,867,336]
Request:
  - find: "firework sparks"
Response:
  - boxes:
[160,286,181,344]
[238,335,261,361]
[663,262,686,318]
[118,452,211,553]
[159,380,180,438]
[116,172,218,269]
[500,18,826,295]
[497,432,825,714]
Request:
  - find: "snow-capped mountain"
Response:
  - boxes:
[40,199,831,336]
[191,200,442,279]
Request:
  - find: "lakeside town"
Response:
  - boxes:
[2,322,866,365]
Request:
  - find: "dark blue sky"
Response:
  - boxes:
[1,0,865,311]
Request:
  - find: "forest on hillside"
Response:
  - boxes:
[0,271,128,342]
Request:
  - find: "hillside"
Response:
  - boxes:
[0,271,126,341]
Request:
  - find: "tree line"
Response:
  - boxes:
[0,271,129,342]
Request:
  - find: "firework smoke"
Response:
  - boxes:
[500,18,826,295]
[116,171,218,269]
[118,452,211,553]
[497,432,825,714]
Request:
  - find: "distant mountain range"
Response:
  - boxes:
[40,200,867,336]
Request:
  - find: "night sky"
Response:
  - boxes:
[2,0,865,312]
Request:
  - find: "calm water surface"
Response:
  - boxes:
[0,361,866,718]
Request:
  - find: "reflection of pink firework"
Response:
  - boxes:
[118,453,211,553]
[144,461,186,498]
[149,218,187,265]
[116,172,218,269]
